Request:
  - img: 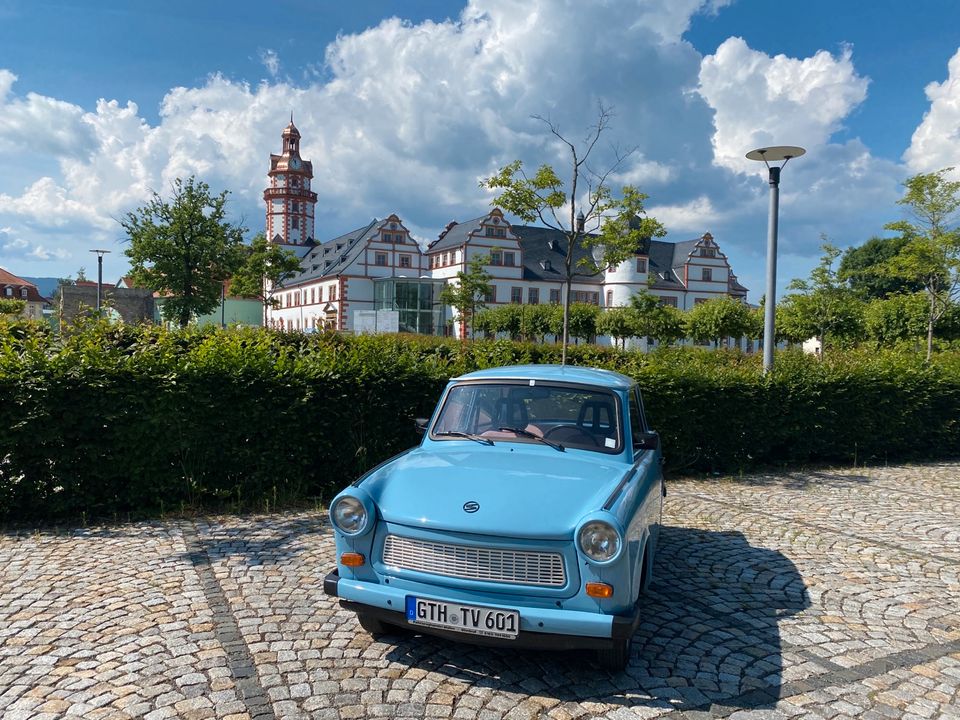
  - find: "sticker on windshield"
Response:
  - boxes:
[529,379,535,386]
[604,437,616,448]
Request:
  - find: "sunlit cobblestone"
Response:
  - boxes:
[1,462,958,718]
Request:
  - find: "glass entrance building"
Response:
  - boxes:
[373,278,446,335]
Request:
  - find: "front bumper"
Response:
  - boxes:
[324,569,640,651]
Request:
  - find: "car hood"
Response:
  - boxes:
[360,445,627,539]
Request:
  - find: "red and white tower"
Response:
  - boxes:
[264,117,317,246]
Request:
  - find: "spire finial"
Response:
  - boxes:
[290,111,294,124]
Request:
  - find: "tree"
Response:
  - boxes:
[838,236,923,299]
[863,293,928,347]
[780,240,866,354]
[75,267,88,283]
[230,232,303,326]
[628,292,686,346]
[882,168,960,360]
[482,106,666,364]
[438,253,492,339]
[0,299,26,316]
[596,307,639,349]
[685,297,754,347]
[122,176,246,328]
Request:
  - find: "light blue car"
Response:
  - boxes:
[324,364,664,669]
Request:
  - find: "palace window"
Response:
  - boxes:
[292,217,299,229]
[637,258,647,273]
[606,290,613,307]
[484,286,496,303]
[572,290,600,305]
[528,287,539,305]
[292,202,299,212]
[702,247,716,258]
[490,251,503,266]
[510,287,522,304]
[658,296,678,307]
[495,227,506,238]
[702,268,712,281]
[485,227,495,237]
[694,297,708,305]
[503,252,516,266]
[549,289,560,304]
[399,254,412,268]
[375,252,388,266]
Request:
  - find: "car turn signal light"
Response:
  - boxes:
[340,552,365,567]
[585,582,614,598]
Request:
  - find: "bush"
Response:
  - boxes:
[1,319,958,522]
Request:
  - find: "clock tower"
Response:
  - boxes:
[264,117,317,246]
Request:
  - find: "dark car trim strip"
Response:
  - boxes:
[338,599,639,651]
[602,465,638,510]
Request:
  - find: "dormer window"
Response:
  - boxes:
[540,260,552,271]
[21,288,28,298]
[702,247,716,258]
[485,227,495,237]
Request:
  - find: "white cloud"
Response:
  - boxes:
[904,48,960,177]
[697,37,869,174]
[648,195,721,233]
[259,49,281,78]
[0,227,71,262]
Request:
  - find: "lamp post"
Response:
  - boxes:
[89,249,111,313]
[745,146,805,374]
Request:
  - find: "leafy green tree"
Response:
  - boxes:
[0,299,26,316]
[863,293,928,346]
[882,168,960,360]
[230,232,303,326]
[523,304,556,343]
[122,176,246,328]
[685,297,754,347]
[596,307,639,349]
[75,267,88,283]
[482,107,666,363]
[561,302,601,343]
[838,236,923,299]
[438,253,492,339]
[781,241,866,354]
[629,292,686,345]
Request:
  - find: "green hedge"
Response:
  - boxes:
[1,318,958,522]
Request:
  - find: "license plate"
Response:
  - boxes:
[405,596,519,639]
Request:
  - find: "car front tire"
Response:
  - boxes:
[596,636,632,670]
[356,612,387,636]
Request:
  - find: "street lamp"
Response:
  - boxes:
[89,249,112,313]
[745,145,805,374]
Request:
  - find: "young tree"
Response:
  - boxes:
[438,254,492,339]
[596,307,639,349]
[482,107,666,364]
[629,292,686,346]
[122,176,246,328]
[780,240,866,354]
[75,267,88,283]
[230,232,303,326]
[882,168,960,360]
[863,293,928,347]
[685,297,754,347]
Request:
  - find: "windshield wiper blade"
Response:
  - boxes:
[434,430,494,445]
[497,426,564,452]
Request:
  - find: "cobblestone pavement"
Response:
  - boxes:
[2,462,959,719]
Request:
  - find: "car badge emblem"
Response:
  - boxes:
[463,501,480,513]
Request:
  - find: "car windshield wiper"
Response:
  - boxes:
[434,430,494,445]
[497,427,564,452]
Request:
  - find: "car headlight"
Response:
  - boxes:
[578,520,621,562]
[331,496,368,535]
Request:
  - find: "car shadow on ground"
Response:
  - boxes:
[382,524,810,714]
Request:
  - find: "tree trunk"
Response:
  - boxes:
[561,278,572,365]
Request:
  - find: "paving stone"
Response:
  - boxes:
[2,463,960,719]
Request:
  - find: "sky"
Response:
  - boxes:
[1,0,959,302]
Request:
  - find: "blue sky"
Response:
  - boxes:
[1,0,959,301]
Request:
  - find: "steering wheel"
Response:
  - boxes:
[543,425,599,446]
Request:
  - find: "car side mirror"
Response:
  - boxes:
[414,418,429,435]
[634,430,659,451]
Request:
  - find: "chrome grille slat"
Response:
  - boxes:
[382,534,566,587]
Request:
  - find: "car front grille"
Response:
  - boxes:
[382,534,566,587]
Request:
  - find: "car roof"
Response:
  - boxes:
[453,364,635,389]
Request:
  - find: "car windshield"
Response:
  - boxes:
[431,382,621,453]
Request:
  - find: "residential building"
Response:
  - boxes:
[0,268,49,320]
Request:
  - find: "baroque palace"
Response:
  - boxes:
[264,121,749,346]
